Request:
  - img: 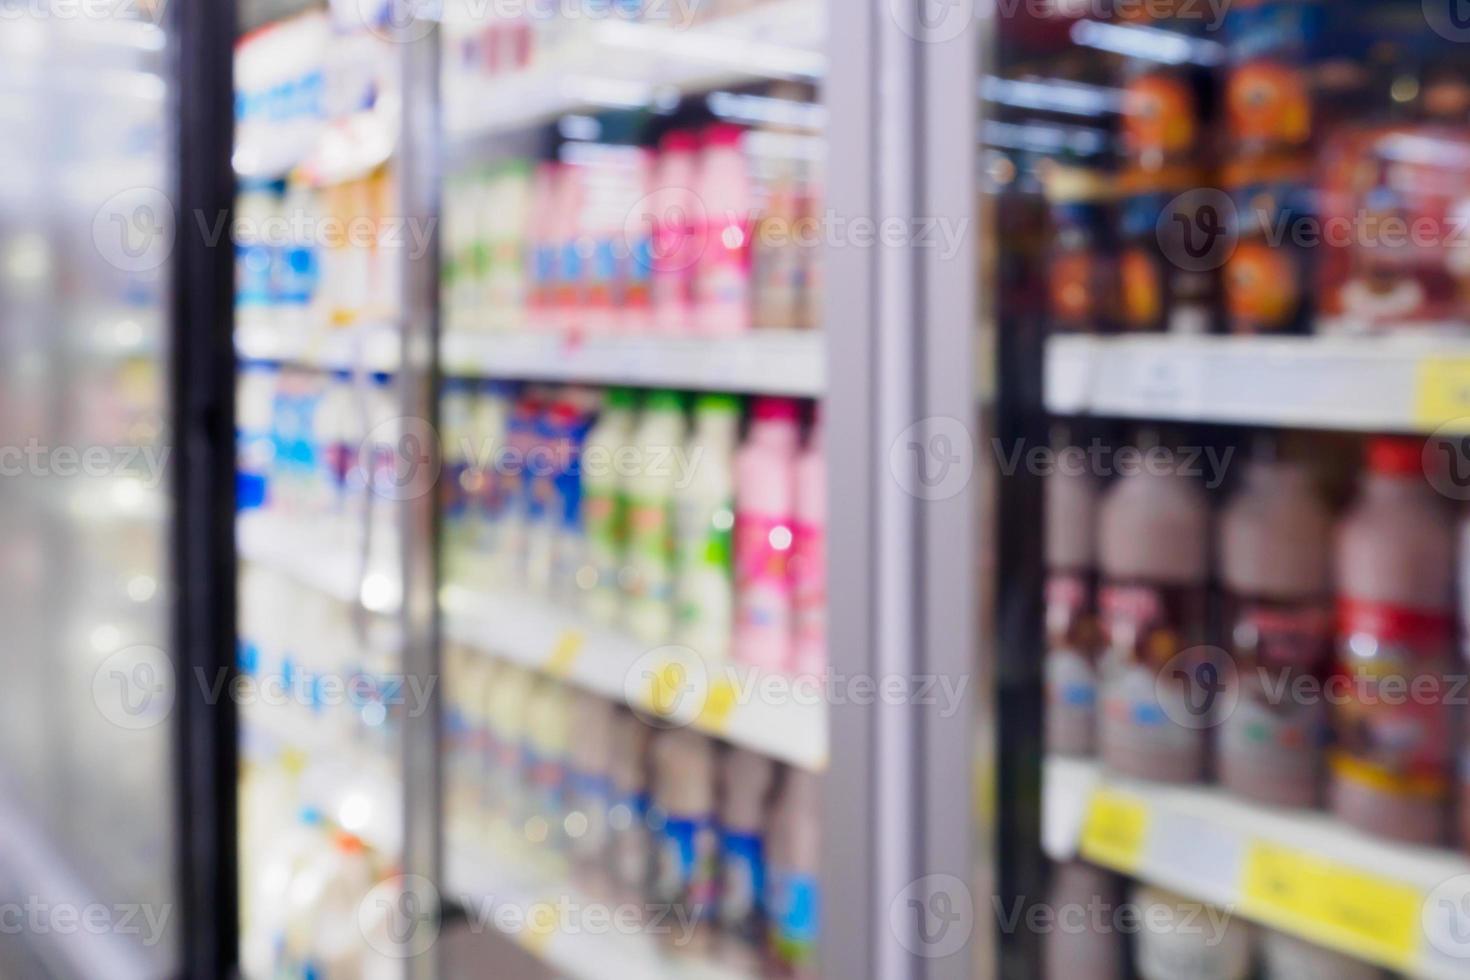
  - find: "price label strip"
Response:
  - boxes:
[545,630,584,679]
[1415,357,1470,432]
[1078,787,1150,873]
[1239,841,1422,973]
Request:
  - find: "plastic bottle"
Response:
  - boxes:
[1044,448,1100,757]
[527,162,560,331]
[554,163,588,333]
[766,768,820,977]
[522,679,571,850]
[651,131,701,334]
[315,370,363,543]
[583,388,638,622]
[363,372,401,572]
[242,805,326,978]
[487,664,536,829]
[624,390,688,643]
[1096,440,1211,783]
[718,750,775,951]
[567,691,615,889]
[1218,454,1332,808]
[283,831,377,978]
[1043,861,1122,980]
[1462,502,1470,854]
[674,393,739,660]
[470,381,514,583]
[1132,885,1251,980]
[733,398,801,672]
[791,412,826,679]
[485,161,532,331]
[1332,437,1455,845]
[1260,930,1384,980]
[500,389,546,585]
[609,709,654,903]
[551,396,596,603]
[695,123,753,335]
[236,361,278,512]
[652,729,719,949]
[440,377,477,559]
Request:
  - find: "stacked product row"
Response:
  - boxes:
[442,98,824,335]
[1044,432,1470,850]
[443,383,826,678]
[445,645,819,976]
[1046,0,1470,335]
[1044,860,1388,979]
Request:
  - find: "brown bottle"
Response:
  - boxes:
[1043,861,1122,980]
[1218,456,1332,809]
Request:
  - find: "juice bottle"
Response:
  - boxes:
[791,412,826,679]
[695,123,753,335]
[1332,437,1455,845]
[1044,861,1122,980]
[624,390,687,643]
[609,709,654,904]
[651,131,701,334]
[1097,439,1211,783]
[582,388,637,622]
[674,393,739,661]
[652,730,718,950]
[1218,452,1332,808]
[766,768,820,977]
[733,397,801,672]
[718,750,775,955]
[1044,447,1100,757]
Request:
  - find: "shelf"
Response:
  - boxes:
[441,330,824,397]
[1044,334,1470,434]
[1043,755,1470,979]
[444,1,824,141]
[235,317,400,373]
[442,583,828,771]
[236,511,402,613]
[446,832,757,980]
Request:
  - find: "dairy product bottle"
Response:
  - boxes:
[236,361,278,512]
[791,413,826,679]
[674,394,739,660]
[283,831,377,979]
[1260,930,1384,980]
[364,372,401,570]
[243,805,325,978]
[1097,442,1211,783]
[1132,885,1251,980]
[1218,456,1332,808]
[766,768,820,977]
[550,395,595,603]
[460,650,501,826]
[522,679,571,849]
[1043,861,1122,980]
[1462,502,1470,854]
[622,148,656,332]
[652,729,719,948]
[440,377,477,560]
[554,163,587,333]
[1332,436,1455,845]
[500,389,546,584]
[733,397,801,672]
[624,390,688,643]
[470,381,514,581]
[485,161,531,331]
[528,162,560,330]
[1044,445,1100,757]
[567,691,615,889]
[651,130,701,333]
[610,709,654,903]
[718,750,775,949]
[583,388,637,621]
[314,369,362,542]
[696,123,753,335]
[486,664,536,828]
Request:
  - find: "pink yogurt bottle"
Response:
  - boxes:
[734,397,801,672]
[695,123,753,336]
[651,130,702,334]
[791,412,826,679]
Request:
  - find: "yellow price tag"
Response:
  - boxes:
[1078,788,1149,872]
[1415,357,1470,431]
[643,661,687,719]
[1239,842,1421,971]
[696,678,739,733]
[545,630,584,679]
[522,901,558,956]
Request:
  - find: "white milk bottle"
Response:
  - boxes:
[674,393,739,660]
[582,388,637,621]
[624,390,688,643]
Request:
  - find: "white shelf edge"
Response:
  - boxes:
[440,330,825,397]
[236,512,402,612]
[445,833,756,980]
[1043,755,1470,979]
[1044,334,1470,433]
[235,319,401,374]
[442,582,828,771]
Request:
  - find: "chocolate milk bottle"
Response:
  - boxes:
[1097,437,1211,783]
[717,750,776,967]
[652,730,719,952]
[1217,454,1332,808]
[609,709,653,905]
[1045,442,1101,757]
[1043,861,1122,980]
[1332,437,1455,845]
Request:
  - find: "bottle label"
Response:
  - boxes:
[627,497,674,600]
[567,770,612,857]
[612,790,651,890]
[735,512,791,589]
[768,870,820,967]
[697,213,752,308]
[718,830,765,939]
[654,815,718,920]
[791,521,825,644]
[1332,598,1455,798]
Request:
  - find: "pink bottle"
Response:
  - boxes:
[527,162,560,331]
[1217,454,1332,809]
[791,413,826,679]
[1096,439,1211,784]
[1044,862,1122,980]
[733,398,801,672]
[1044,449,1100,757]
[651,131,701,334]
[553,161,587,334]
[1332,436,1455,845]
[695,123,753,336]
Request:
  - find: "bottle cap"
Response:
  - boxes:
[661,130,700,153]
[752,396,801,423]
[694,392,741,415]
[1366,436,1423,476]
[645,389,686,413]
[703,122,745,149]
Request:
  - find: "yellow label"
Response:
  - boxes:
[545,630,584,679]
[1078,789,1149,872]
[643,661,687,719]
[522,901,558,956]
[696,677,739,733]
[1414,357,1470,431]
[1239,842,1421,971]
